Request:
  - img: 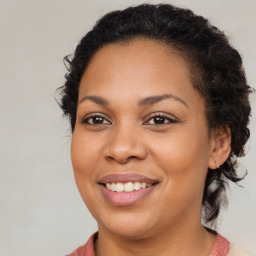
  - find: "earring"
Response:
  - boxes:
[215,161,220,169]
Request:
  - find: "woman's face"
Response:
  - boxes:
[71,39,215,238]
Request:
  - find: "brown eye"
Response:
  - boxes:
[146,114,177,125]
[82,115,110,125]
[152,116,167,124]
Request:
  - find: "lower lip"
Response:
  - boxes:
[99,184,157,206]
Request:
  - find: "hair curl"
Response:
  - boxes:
[58,4,252,225]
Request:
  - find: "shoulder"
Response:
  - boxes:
[66,233,97,256]
[227,243,255,256]
[210,233,255,256]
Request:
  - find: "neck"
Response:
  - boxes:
[95,219,216,256]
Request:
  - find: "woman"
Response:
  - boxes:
[58,4,252,256]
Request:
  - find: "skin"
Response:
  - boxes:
[71,39,231,256]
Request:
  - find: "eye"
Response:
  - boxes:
[82,114,111,125]
[145,113,178,125]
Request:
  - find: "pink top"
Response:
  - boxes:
[67,232,229,256]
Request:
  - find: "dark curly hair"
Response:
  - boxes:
[58,4,252,225]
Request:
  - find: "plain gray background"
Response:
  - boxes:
[0,0,255,255]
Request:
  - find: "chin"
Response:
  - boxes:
[106,224,152,239]
[98,213,156,239]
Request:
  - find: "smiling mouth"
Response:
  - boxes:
[98,173,159,206]
[102,182,155,192]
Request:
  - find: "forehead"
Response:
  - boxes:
[79,38,203,108]
[83,38,191,80]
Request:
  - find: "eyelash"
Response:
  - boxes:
[145,113,178,125]
[81,113,110,125]
[81,112,178,126]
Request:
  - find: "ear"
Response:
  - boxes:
[208,125,231,169]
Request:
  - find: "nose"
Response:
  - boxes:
[103,125,148,164]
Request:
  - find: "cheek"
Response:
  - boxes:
[149,127,210,198]
[71,132,99,176]
[70,133,101,209]
[151,132,208,171]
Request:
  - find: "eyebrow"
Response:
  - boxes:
[78,94,188,108]
[78,96,110,105]
[138,94,188,108]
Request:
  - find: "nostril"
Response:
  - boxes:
[104,140,148,163]
[106,155,136,164]
[129,155,138,159]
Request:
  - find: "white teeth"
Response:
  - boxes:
[134,182,141,190]
[105,182,153,192]
[141,182,146,189]
[115,183,124,192]
[111,183,116,192]
[124,182,134,192]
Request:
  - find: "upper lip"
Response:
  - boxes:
[97,173,159,184]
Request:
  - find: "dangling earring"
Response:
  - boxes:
[215,161,220,169]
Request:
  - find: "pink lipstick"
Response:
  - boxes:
[98,173,159,206]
